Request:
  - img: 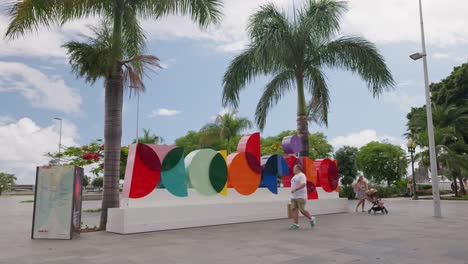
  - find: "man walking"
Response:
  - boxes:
[289,164,316,230]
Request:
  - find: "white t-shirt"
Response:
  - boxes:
[290,172,307,199]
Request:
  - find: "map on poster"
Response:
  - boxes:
[32,166,79,239]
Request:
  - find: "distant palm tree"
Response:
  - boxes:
[5,0,222,229]
[133,128,164,144]
[200,111,252,153]
[408,104,468,195]
[222,0,394,157]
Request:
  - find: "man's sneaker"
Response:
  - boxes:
[310,217,316,228]
[288,224,300,230]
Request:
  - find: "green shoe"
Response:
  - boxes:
[310,217,316,228]
[288,224,300,230]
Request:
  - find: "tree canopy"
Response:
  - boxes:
[334,146,359,186]
[261,130,333,159]
[356,141,407,186]
[0,172,17,195]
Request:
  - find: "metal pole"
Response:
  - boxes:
[411,151,418,200]
[418,0,441,217]
[136,93,140,144]
[293,0,296,24]
[58,119,62,154]
[54,117,63,155]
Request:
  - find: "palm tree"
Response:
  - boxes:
[5,0,222,229]
[408,104,468,195]
[133,128,164,144]
[222,0,394,157]
[200,111,252,153]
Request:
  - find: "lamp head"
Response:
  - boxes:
[410,52,425,60]
[407,138,417,151]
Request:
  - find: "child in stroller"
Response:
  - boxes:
[366,189,388,214]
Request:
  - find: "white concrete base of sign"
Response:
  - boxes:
[107,188,350,234]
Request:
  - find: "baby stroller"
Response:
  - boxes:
[366,189,388,214]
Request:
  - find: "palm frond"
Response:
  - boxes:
[135,0,222,27]
[305,67,329,126]
[320,36,395,96]
[5,0,110,39]
[123,55,161,94]
[63,22,113,83]
[297,0,348,40]
[64,21,160,91]
[122,4,147,58]
[247,3,295,69]
[222,48,263,108]
[255,70,295,130]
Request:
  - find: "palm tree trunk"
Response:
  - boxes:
[99,68,124,230]
[459,177,466,196]
[296,74,309,157]
[453,176,459,196]
[99,0,124,230]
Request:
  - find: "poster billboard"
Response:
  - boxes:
[31,166,83,240]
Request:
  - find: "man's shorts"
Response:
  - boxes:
[290,198,306,211]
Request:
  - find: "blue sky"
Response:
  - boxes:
[1,0,467,183]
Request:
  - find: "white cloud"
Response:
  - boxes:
[0,115,14,125]
[0,117,79,183]
[0,11,96,59]
[331,129,405,150]
[2,0,467,59]
[210,107,236,121]
[159,58,177,69]
[342,0,468,47]
[141,0,468,52]
[141,0,292,52]
[397,80,414,87]
[383,90,425,112]
[383,80,425,112]
[432,53,450,59]
[0,62,82,113]
[149,108,182,117]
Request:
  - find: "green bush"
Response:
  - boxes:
[416,189,452,196]
[339,186,355,199]
[91,177,103,188]
[369,186,402,198]
[418,184,432,190]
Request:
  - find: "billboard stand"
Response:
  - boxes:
[31,166,83,240]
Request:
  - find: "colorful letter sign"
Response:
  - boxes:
[122,132,339,200]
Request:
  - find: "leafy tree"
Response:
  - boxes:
[83,175,90,187]
[309,132,334,160]
[261,130,333,159]
[92,177,104,189]
[406,104,468,195]
[334,146,359,186]
[0,172,17,195]
[356,142,407,186]
[221,0,394,157]
[132,128,164,144]
[47,140,104,176]
[47,140,128,180]
[5,0,222,229]
[175,131,203,156]
[200,111,252,153]
[431,62,468,107]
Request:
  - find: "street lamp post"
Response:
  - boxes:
[53,117,63,154]
[409,0,441,217]
[407,138,418,200]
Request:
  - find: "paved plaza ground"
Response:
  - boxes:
[1,195,467,264]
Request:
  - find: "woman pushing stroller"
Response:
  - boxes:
[353,176,368,212]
